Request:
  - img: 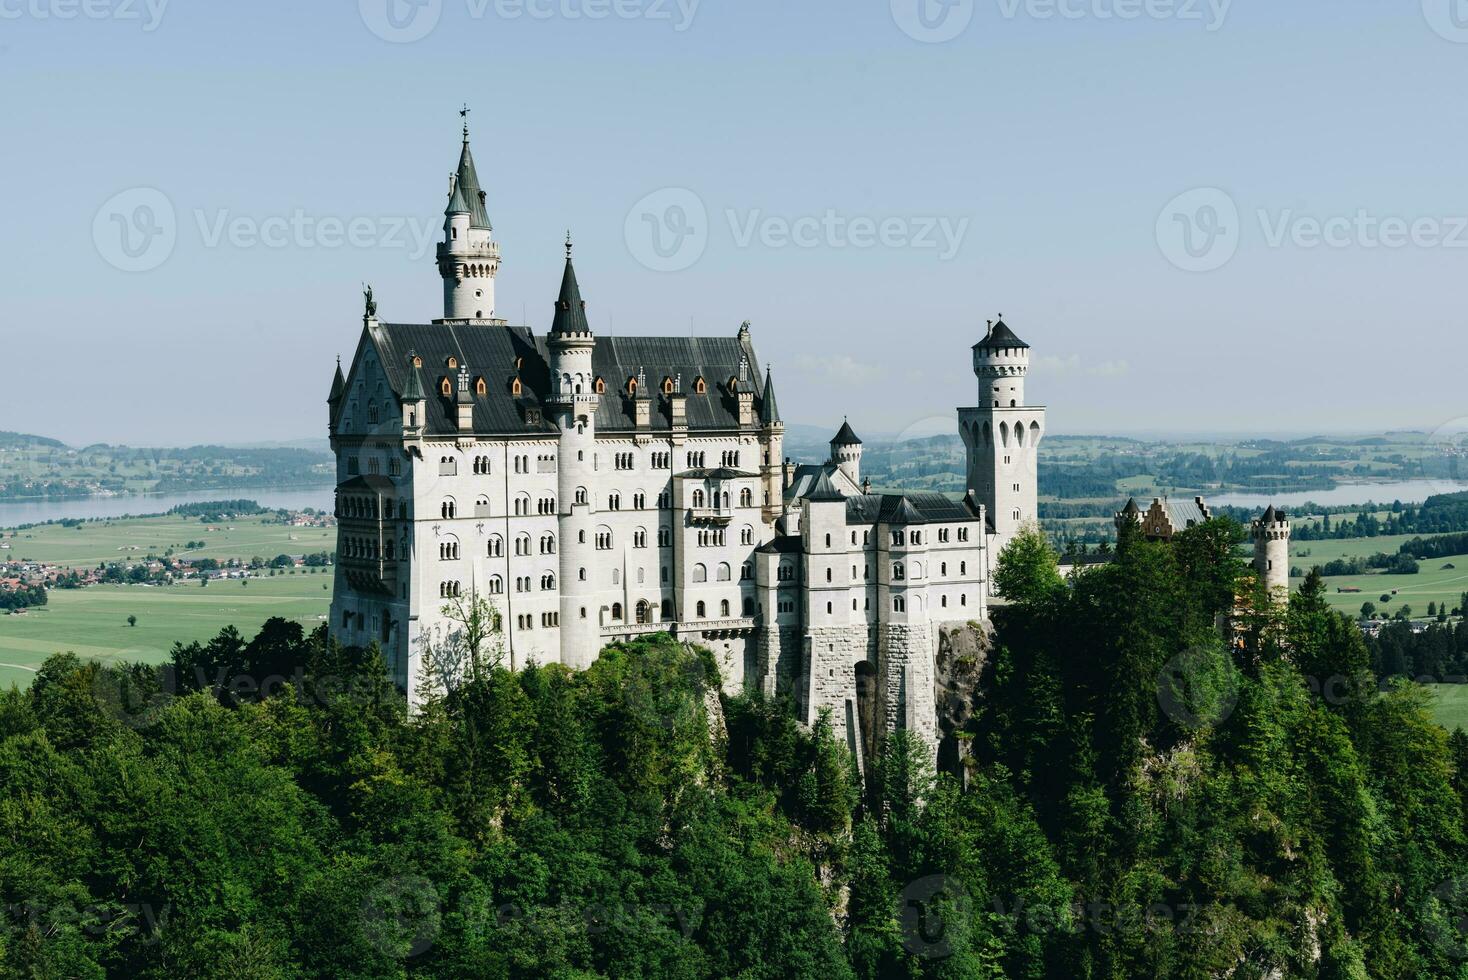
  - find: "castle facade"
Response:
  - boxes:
[328,129,1046,763]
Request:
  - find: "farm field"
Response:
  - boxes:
[0,514,334,568]
[0,576,332,690]
[1426,684,1468,733]
[1297,551,1468,617]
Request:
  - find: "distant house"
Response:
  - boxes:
[1116,495,1212,543]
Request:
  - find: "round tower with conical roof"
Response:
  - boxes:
[548,239,600,668]
[1252,506,1291,599]
[436,122,501,323]
[830,419,863,487]
[958,318,1046,569]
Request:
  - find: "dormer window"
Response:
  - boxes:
[594,377,606,395]
[693,376,706,394]
[662,377,674,395]
[475,377,487,396]
[728,376,739,394]
[510,377,523,397]
[412,355,423,369]
[440,378,452,397]
[447,356,458,370]
[627,377,638,396]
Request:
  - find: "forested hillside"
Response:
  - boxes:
[0,519,1465,977]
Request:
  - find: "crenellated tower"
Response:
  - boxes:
[830,420,863,487]
[548,238,600,668]
[958,318,1046,570]
[435,117,501,323]
[1252,506,1291,601]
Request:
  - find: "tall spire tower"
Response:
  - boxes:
[436,107,502,323]
[958,318,1046,579]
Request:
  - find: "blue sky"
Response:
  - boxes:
[3,0,1466,446]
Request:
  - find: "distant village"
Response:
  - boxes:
[0,508,336,614]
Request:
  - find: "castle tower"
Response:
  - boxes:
[435,118,501,323]
[801,470,865,770]
[830,419,863,487]
[958,319,1046,564]
[759,366,785,524]
[548,238,600,668]
[1252,506,1291,600]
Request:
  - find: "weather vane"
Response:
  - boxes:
[460,104,470,139]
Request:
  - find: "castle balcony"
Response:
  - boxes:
[685,617,756,638]
[687,508,734,526]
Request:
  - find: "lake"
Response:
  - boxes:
[1212,479,1468,511]
[0,487,337,528]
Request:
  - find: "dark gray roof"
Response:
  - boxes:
[400,364,425,402]
[807,470,846,502]
[550,255,591,336]
[759,367,780,425]
[755,535,804,555]
[974,319,1029,350]
[328,359,345,403]
[831,420,862,446]
[1121,497,1141,516]
[1161,496,1208,529]
[845,492,974,526]
[338,474,397,494]
[362,321,772,436]
[447,139,492,231]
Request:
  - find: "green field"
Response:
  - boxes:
[0,576,333,689]
[0,514,335,568]
[1294,551,1468,617]
[1426,684,1468,733]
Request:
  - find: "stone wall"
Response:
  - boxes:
[877,622,938,761]
[804,625,870,771]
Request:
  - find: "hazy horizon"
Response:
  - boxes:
[5,1,1467,446]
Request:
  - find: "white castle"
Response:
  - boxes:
[328,127,1045,765]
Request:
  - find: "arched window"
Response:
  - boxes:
[693,376,706,394]
[740,525,754,545]
[440,378,452,397]
[692,489,705,509]
[474,377,487,396]
[440,498,457,519]
[487,535,503,557]
[693,563,707,583]
[696,600,706,618]
[720,599,730,617]
[488,575,503,594]
[743,596,754,615]
[661,599,674,620]
[740,487,752,507]
[636,600,651,624]
[716,562,731,582]
[510,377,523,396]
[662,377,674,394]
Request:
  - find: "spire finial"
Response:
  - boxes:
[565,229,573,259]
[460,104,470,141]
